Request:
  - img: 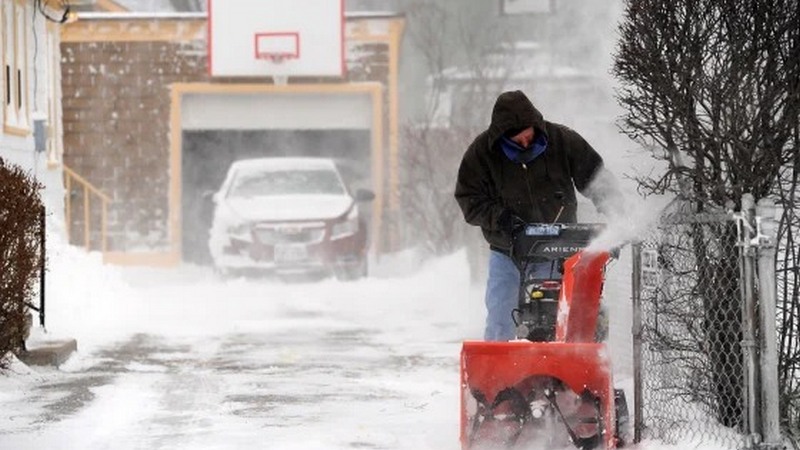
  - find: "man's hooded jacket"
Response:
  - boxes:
[454,90,616,253]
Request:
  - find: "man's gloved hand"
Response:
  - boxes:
[499,209,526,261]
[498,209,526,236]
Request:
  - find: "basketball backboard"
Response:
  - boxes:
[208,0,345,78]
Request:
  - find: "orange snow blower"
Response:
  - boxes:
[460,223,629,450]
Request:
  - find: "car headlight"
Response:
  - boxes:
[227,222,251,239]
[331,207,359,240]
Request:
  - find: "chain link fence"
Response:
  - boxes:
[635,208,750,448]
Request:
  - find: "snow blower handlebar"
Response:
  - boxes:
[509,223,611,343]
[509,223,606,270]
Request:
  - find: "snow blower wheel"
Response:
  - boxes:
[466,375,604,449]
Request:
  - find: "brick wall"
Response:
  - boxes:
[62,40,208,251]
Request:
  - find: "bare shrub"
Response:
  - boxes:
[0,158,44,369]
[614,0,800,437]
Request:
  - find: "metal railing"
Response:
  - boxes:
[62,164,111,254]
[24,205,46,330]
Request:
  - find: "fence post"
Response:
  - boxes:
[631,241,643,444]
[755,198,782,448]
[740,194,761,441]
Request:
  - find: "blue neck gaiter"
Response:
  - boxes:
[500,132,548,164]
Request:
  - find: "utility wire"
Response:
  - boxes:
[36,0,70,24]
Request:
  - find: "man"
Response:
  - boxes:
[455,90,622,341]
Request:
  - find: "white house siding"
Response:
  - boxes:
[0,0,65,238]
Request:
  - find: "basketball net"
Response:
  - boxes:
[257,53,291,86]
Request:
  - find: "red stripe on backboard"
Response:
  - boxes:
[254,32,301,59]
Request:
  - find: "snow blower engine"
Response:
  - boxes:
[460,223,629,450]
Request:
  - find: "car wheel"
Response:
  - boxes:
[214,266,238,280]
[335,258,367,281]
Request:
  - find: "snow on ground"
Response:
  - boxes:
[0,226,732,449]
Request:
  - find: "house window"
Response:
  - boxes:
[3,0,29,134]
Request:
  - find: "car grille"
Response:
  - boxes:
[253,224,326,245]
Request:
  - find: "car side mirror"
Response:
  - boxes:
[203,190,219,204]
[354,189,375,202]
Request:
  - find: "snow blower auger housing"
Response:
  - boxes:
[460,223,629,450]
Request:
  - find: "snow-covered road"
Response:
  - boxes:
[1,252,486,450]
[0,246,699,450]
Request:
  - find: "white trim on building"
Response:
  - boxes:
[0,0,66,234]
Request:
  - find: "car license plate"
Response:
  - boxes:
[274,244,308,263]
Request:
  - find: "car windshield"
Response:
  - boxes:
[228,168,346,197]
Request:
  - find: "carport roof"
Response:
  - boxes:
[116,0,190,12]
[112,0,402,16]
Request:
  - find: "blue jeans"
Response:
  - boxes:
[484,251,558,341]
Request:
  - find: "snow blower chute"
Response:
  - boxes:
[460,223,629,449]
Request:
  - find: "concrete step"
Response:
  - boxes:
[18,339,78,367]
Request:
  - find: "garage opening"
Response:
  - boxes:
[177,88,377,265]
[182,129,371,264]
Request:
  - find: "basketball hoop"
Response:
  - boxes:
[255,51,292,85]
[255,51,293,85]
[256,52,294,64]
[254,32,300,76]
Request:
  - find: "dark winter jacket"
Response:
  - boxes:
[454,90,612,253]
